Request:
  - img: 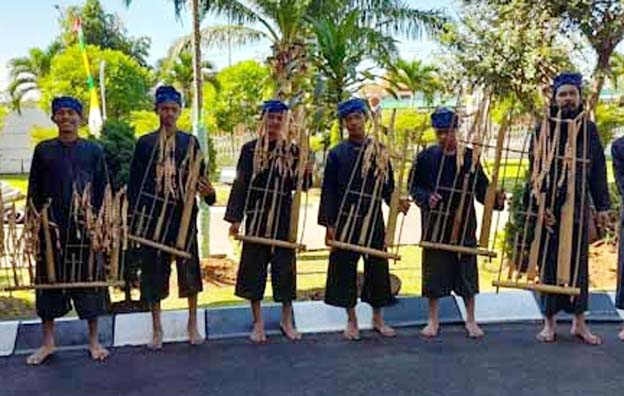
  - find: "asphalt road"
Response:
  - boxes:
[2,323,623,396]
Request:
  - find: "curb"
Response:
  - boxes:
[1,292,621,357]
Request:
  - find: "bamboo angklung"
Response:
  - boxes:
[234,107,308,251]
[492,107,588,296]
[326,107,401,261]
[419,95,499,258]
[127,130,201,259]
[1,181,127,291]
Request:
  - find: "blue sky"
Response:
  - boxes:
[0,0,456,91]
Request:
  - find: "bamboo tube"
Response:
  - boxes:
[339,205,355,243]
[121,193,128,251]
[152,189,170,241]
[334,139,365,237]
[71,253,77,283]
[265,178,280,238]
[508,233,521,280]
[479,113,510,247]
[450,174,470,244]
[557,119,577,285]
[288,108,308,243]
[109,239,120,280]
[87,250,95,282]
[176,143,202,250]
[7,206,19,287]
[385,132,409,248]
[129,234,192,259]
[135,206,147,237]
[40,201,56,283]
[109,190,122,280]
[571,116,589,293]
[358,176,382,246]
[492,280,580,296]
[26,253,35,285]
[253,159,278,236]
[527,193,546,280]
[419,240,497,258]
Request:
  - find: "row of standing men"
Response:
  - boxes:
[21,73,624,365]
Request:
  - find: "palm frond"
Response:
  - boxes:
[167,25,268,59]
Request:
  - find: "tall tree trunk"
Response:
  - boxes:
[191,0,210,258]
[588,45,617,114]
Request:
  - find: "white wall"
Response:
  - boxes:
[0,106,53,174]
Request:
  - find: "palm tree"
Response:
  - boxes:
[383,59,441,106]
[196,0,446,101]
[7,42,62,113]
[311,10,397,106]
[308,9,401,141]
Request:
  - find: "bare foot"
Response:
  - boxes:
[372,322,396,337]
[26,345,55,366]
[89,342,110,361]
[465,321,485,339]
[570,323,602,346]
[342,321,360,341]
[147,329,163,350]
[250,322,267,344]
[280,321,302,341]
[536,327,556,343]
[188,325,205,346]
[420,321,439,338]
[618,327,624,342]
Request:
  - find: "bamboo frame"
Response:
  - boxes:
[128,234,192,259]
[2,281,125,292]
[327,240,400,260]
[176,141,203,250]
[234,235,306,251]
[494,106,592,297]
[420,94,501,259]
[419,240,497,258]
[492,280,580,296]
[1,180,127,291]
[238,107,310,251]
[327,108,401,262]
[127,130,206,262]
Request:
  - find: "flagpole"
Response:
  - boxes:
[99,61,107,122]
[73,16,103,137]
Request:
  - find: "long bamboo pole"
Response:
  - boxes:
[479,111,511,247]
